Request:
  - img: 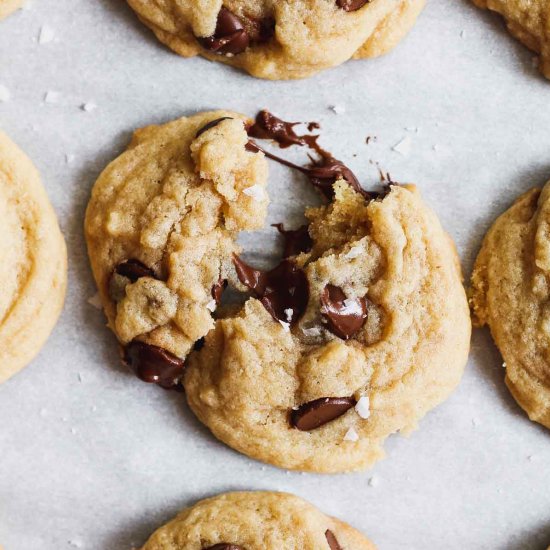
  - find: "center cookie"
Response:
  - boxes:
[126,0,426,79]
[140,491,376,549]
[85,110,471,473]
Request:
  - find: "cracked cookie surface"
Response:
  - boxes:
[126,0,426,79]
[185,181,471,472]
[85,112,269,386]
[0,131,67,384]
[141,491,375,550]
[472,0,550,79]
[471,181,550,429]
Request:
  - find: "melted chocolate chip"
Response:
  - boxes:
[197,8,249,55]
[204,545,244,550]
[337,0,370,11]
[247,110,374,200]
[123,341,185,390]
[325,530,344,550]
[196,117,233,138]
[273,223,313,258]
[212,278,228,305]
[320,285,368,340]
[114,259,156,282]
[291,396,357,431]
[233,256,309,326]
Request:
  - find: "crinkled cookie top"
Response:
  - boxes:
[141,491,375,550]
[471,182,550,429]
[126,0,426,79]
[185,181,471,472]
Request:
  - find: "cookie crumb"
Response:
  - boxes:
[355,396,370,419]
[87,293,103,310]
[392,136,411,156]
[0,84,11,102]
[38,25,55,44]
[343,427,359,441]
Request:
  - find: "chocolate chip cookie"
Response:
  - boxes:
[472,0,550,79]
[126,0,426,79]
[471,181,550,429]
[85,112,269,388]
[86,110,470,472]
[141,491,376,549]
[0,131,67,384]
[0,0,23,20]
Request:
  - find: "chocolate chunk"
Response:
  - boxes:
[325,530,343,550]
[123,341,185,390]
[204,545,244,550]
[233,256,309,326]
[115,259,156,282]
[197,8,249,55]
[196,117,233,138]
[337,0,370,10]
[320,285,368,340]
[273,223,313,258]
[212,278,228,305]
[291,396,356,431]
[193,337,206,351]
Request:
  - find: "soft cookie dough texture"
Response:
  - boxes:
[471,181,550,429]
[0,132,67,384]
[0,0,23,20]
[188,179,471,472]
[126,0,426,79]
[85,112,269,363]
[472,0,550,79]
[85,110,470,472]
[141,491,376,550]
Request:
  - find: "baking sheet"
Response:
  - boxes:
[0,1,549,548]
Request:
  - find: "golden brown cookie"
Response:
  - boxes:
[141,491,376,550]
[472,0,550,79]
[126,0,426,80]
[0,0,23,20]
[471,181,550,429]
[0,131,67,384]
[85,112,269,388]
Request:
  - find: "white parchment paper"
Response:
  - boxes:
[0,1,549,548]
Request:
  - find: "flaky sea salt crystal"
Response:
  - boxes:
[38,25,55,44]
[243,184,265,200]
[368,476,379,487]
[355,396,370,419]
[302,326,322,338]
[342,299,364,315]
[44,90,60,103]
[343,427,359,442]
[81,102,97,112]
[0,84,11,102]
[206,299,217,312]
[344,245,363,259]
[330,104,346,115]
[279,320,290,332]
[284,308,293,322]
[392,136,412,156]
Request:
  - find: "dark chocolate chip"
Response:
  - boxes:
[291,396,357,431]
[204,545,244,550]
[123,341,185,390]
[115,259,156,282]
[233,256,309,326]
[320,285,368,340]
[337,0,370,11]
[212,278,228,305]
[197,8,249,55]
[325,529,344,550]
[273,223,313,258]
[196,117,233,138]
